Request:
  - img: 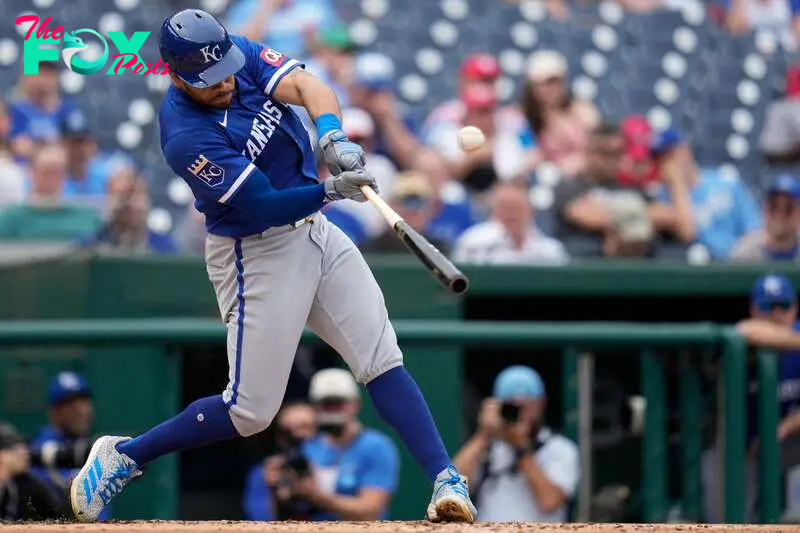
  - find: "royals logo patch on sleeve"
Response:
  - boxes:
[188,154,225,187]
[260,48,286,67]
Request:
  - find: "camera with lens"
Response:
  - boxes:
[28,438,92,470]
[500,402,521,423]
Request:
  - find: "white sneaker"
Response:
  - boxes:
[70,436,141,522]
[426,465,478,523]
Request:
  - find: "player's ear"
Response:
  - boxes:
[169,72,185,90]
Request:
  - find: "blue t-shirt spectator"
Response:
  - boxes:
[9,98,79,144]
[426,200,480,249]
[658,168,762,259]
[243,429,400,521]
[224,0,341,59]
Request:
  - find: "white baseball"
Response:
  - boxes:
[458,125,486,152]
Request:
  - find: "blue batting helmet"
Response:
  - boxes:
[159,9,245,88]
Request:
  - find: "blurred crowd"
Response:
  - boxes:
[4,0,800,265]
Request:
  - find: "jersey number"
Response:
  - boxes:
[260,48,286,67]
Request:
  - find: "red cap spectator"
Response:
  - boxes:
[461,84,497,111]
[459,54,500,81]
[618,115,658,187]
[786,64,800,99]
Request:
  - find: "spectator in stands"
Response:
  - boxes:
[0,100,25,207]
[652,129,761,259]
[423,54,525,137]
[520,50,600,179]
[91,170,177,254]
[554,123,693,257]
[0,422,68,521]
[173,203,207,254]
[244,402,318,520]
[703,273,800,522]
[60,109,135,211]
[347,52,423,171]
[617,115,659,190]
[452,183,567,265]
[362,167,476,254]
[759,64,800,163]
[226,0,342,59]
[0,143,102,243]
[731,174,800,261]
[453,365,579,522]
[9,62,79,160]
[28,372,100,518]
[721,0,800,45]
[320,107,399,246]
[247,369,400,521]
[428,85,528,198]
[303,26,357,108]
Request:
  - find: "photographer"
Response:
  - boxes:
[0,422,69,520]
[243,401,319,520]
[245,369,400,521]
[453,365,579,522]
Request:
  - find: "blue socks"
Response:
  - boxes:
[366,366,451,482]
[116,367,451,484]
[116,395,239,466]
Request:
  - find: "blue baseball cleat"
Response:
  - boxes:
[70,436,141,522]
[426,465,478,523]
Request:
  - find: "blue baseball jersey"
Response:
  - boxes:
[243,428,400,521]
[160,35,326,238]
[747,320,800,441]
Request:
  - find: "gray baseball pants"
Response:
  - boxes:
[204,211,403,436]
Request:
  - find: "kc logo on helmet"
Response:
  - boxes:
[200,44,222,63]
[188,154,225,187]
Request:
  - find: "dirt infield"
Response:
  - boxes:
[1,522,797,533]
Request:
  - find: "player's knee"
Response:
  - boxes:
[355,353,404,384]
[228,401,279,437]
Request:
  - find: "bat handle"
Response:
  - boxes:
[360,185,402,227]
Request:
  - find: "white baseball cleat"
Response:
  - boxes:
[426,465,478,523]
[70,435,141,522]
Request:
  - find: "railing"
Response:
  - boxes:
[0,319,780,523]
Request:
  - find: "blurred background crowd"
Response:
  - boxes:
[5,0,800,264]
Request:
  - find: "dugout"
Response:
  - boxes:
[0,254,794,522]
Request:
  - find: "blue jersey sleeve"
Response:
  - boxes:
[234,36,304,97]
[163,130,326,226]
[243,464,274,520]
[359,434,400,493]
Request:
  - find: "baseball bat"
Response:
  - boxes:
[360,186,469,295]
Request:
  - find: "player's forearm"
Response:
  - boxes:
[565,200,613,232]
[452,432,489,481]
[737,319,800,350]
[780,411,800,440]
[296,74,341,123]
[230,181,327,226]
[518,454,567,514]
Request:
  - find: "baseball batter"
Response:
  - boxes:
[69,9,476,524]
